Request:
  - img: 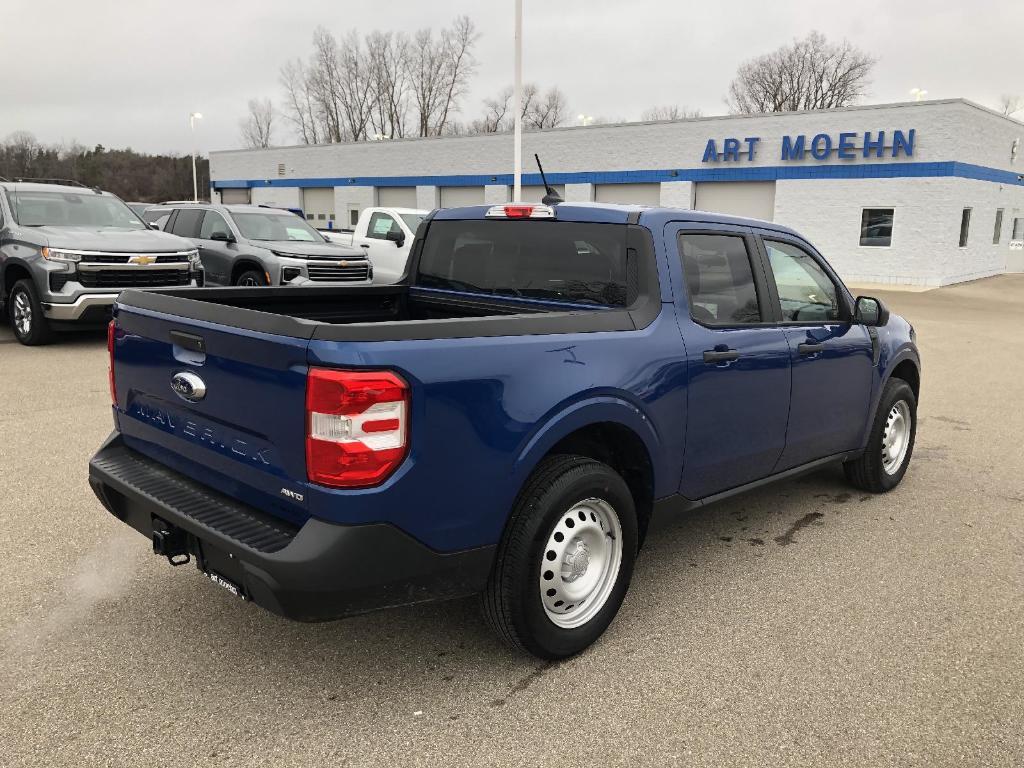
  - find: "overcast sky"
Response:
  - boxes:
[3,0,1019,156]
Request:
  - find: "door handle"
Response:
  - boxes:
[360,243,370,248]
[703,349,739,364]
[797,342,824,356]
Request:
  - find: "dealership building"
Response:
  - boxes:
[210,99,1024,286]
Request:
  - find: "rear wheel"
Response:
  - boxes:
[844,377,917,492]
[234,269,267,287]
[8,279,54,346]
[482,455,638,659]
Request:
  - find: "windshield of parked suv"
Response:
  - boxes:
[417,220,630,307]
[400,213,425,232]
[230,211,325,242]
[9,190,146,229]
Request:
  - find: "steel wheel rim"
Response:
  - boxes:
[882,400,912,475]
[539,497,623,629]
[12,291,31,335]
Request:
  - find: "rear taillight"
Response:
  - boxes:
[305,368,409,488]
[107,320,117,406]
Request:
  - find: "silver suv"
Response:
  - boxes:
[0,180,201,345]
[143,202,371,286]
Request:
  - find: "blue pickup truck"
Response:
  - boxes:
[89,201,920,658]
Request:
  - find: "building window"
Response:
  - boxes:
[993,209,1004,244]
[959,208,972,247]
[1014,217,1024,241]
[860,208,893,247]
[350,209,359,227]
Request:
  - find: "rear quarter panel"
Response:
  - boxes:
[305,308,688,552]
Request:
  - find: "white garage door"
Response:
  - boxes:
[439,186,485,207]
[220,188,250,205]
[695,182,776,222]
[303,187,335,226]
[593,183,660,206]
[378,187,418,208]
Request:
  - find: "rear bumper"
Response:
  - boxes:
[88,433,495,621]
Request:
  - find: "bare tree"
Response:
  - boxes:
[727,31,876,114]
[367,30,411,138]
[641,105,703,121]
[280,58,320,144]
[1000,94,1023,117]
[307,27,347,141]
[335,31,377,142]
[469,83,568,133]
[526,87,567,129]
[409,16,478,136]
[239,98,275,149]
[474,86,513,132]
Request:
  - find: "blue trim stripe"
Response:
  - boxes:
[213,161,1024,189]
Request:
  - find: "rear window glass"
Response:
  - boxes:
[417,220,629,307]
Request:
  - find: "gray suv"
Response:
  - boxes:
[144,202,371,286]
[0,180,202,345]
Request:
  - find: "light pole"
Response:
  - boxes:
[189,111,203,202]
[513,0,523,201]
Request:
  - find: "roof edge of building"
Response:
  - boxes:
[211,98,1020,158]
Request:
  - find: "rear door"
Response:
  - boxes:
[113,304,312,522]
[670,225,792,499]
[755,232,873,469]
[195,209,237,285]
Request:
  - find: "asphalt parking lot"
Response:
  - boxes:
[1,276,1023,767]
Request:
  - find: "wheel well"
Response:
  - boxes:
[3,264,32,300]
[231,260,266,284]
[547,422,655,546]
[890,360,920,399]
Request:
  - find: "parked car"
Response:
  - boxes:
[89,202,921,658]
[0,180,202,345]
[143,202,371,286]
[320,206,427,283]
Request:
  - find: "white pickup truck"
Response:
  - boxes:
[319,207,427,283]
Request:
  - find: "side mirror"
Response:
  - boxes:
[210,231,232,242]
[854,296,890,327]
[385,229,405,248]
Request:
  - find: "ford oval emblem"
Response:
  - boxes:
[171,371,207,403]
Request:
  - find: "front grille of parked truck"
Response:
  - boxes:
[305,263,371,282]
[78,268,192,288]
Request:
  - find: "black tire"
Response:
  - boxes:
[482,454,638,659]
[844,377,917,493]
[234,269,267,287]
[8,279,54,346]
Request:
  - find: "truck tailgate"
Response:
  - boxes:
[112,303,312,524]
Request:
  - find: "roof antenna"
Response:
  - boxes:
[534,154,564,205]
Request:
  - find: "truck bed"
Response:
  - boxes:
[115,283,653,342]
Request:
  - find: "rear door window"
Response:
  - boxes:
[417,220,630,307]
[168,208,205,239]
[677,233,762,325]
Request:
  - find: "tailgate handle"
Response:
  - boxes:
[170,330,205,353]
